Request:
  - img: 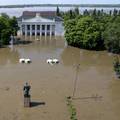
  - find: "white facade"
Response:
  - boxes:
[18,13,64,37]
[55,22,64,36]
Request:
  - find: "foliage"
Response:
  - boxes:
[56,6,60,16]
[63,8,120,53]
[113,56,120,78]
[103,17,120,53]
[1,29,11,45]
[74,7,79,16]
[0,13,9,19]
[0,13,18,46]
[64,19,78,46]
[76,16,103,49]
[64,15,104,50]
[9,16,19,36]
[66,97,77,120]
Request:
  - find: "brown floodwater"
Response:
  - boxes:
[0,36,120,120]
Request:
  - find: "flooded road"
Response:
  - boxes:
[0,36,119,120]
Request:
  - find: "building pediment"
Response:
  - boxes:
[22,14,55,23]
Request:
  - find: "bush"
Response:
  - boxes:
[64,16,104,50]
[0,14,18,46]
[113,56,120,78]
[63,9,120,53]
[1,29,11,45]
[103,20,120,53]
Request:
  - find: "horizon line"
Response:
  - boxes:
[0,4,120,8]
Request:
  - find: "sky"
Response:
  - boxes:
[0,0,120,5]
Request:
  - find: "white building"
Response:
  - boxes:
[17,11,64,37]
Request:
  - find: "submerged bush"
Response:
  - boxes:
[103,21,120,54]
[66,97,77,120]
[113,56,120,78]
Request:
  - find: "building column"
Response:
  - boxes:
[25,24,27,36]
[19,25,22,36]
[39,25,40,36]
[45,25,47,36]
[24,24,27,40]
[50,25,52,37]
[35,24,37,39]
[30,25,32,37]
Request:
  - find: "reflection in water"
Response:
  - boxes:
[20,36,65,48]
[61,46,81,66]
[110,80,120,119]
[60,45,120,120]
[61,46,113,67]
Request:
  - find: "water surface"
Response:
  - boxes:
[0,36,119,120]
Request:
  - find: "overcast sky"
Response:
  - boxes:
[0,0,120,5]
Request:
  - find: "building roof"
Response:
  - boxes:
[22,15,55,23]
[18,11,63,22]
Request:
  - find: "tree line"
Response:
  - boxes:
[0,13,18,47]
[56,7,120,54]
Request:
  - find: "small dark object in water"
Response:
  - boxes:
[5,87,10,91]
[67,96,72,99]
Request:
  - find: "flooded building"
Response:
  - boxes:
[17,11,64,37]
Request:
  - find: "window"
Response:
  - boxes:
[22,32,25,35]
[47,32,50,36]
[47,25,50,30]
[42,32,45,36]
[42,25,45,30]
[32,32,35,36]
[37,32,40,36]
[37,25,40,30]
[52,32,55,36]
[32,25,35,30]
[27,32,30,36]
[27,25,30,30]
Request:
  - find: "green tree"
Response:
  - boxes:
[74,7,79,15]
[83,9,89,16]
[64,16,104,50]
[1,29,11,45]
[63,9,120,52]
[56,6,60,16]
[0,14,18,46]
[76,16,103,49]
[113,9,118,16]
[103,20,120,53]
[9,16,19,35]
[0,16,8,46]
[64,19,78,46]
[109,10,112,16]
[92,9,97,16]
[118,10,120,16]
[1,13,9,19]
